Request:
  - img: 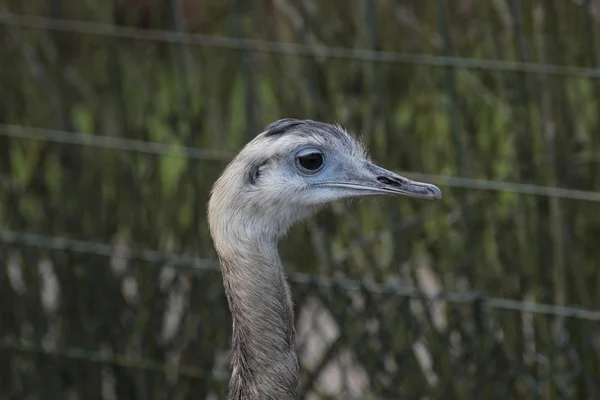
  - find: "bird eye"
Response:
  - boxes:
[296,150,324,173]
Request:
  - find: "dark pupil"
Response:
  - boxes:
[299,153,323,170]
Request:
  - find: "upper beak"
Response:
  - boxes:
[366,162,442,200]
[322,162,442,200]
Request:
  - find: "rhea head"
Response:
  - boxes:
[208,118,441,400]
[208,118,441,254]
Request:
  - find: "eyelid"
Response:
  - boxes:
[296,148,323,157]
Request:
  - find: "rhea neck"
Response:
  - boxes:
[211,209,300,400]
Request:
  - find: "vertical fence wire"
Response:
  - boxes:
[170,0,193,145]
[435,0,475,286]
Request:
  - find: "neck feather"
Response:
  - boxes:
[219,238,299,400]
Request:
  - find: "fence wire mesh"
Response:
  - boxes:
[2,0,600,399]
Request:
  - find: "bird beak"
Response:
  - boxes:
[321,162,442,200]
[366,162,442,200]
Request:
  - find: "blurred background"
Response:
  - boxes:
[2,0,600,399]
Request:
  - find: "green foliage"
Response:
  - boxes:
[71,104,94,133]
[1,0,600,399]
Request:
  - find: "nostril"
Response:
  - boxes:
[377,176,404,186]
[377,177,394,185]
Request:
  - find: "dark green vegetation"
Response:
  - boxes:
[1,0,600,398]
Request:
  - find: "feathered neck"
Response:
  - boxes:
[210,213,299,399]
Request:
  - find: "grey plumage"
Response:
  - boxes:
[208,119,441,400]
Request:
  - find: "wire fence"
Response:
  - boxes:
[2,230,600,320]
[3,123,600,202]
[3,12,600,78]
[2,229,600,399]
[2,1,600,399]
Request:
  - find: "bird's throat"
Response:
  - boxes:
[219,245,299,400]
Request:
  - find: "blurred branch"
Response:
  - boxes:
[6,24,61,115]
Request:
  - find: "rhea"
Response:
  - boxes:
[208,118,441,400]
